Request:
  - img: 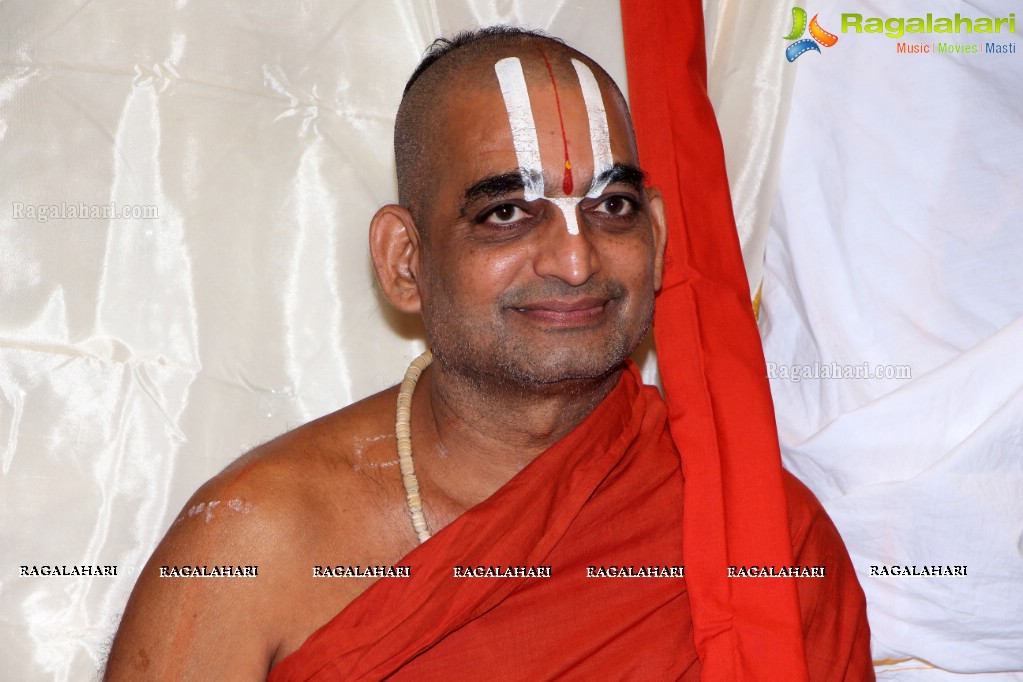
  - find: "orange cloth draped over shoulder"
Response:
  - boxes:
[621,0,871,678]
[269,363,703,680]
[268,363,870,680]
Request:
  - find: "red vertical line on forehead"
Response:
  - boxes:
[538,48,574,195]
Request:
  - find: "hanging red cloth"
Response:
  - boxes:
[623,0,811,677]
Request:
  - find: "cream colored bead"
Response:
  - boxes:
[395,349,433,543]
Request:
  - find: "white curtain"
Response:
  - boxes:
[758,0,1023,678]
[703,0,797,296]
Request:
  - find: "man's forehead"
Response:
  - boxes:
[436,46,635,157]
[433,44,638,235]
[451,45,621,108]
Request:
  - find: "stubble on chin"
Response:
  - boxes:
[425,286,653,392]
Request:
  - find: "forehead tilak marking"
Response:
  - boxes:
[494,57,544,202]
[538,48,574,196]
[571,59,614,198]
[493,55,616,236]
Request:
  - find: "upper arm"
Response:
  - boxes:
[105,468,295,681]
[782,471,875,681]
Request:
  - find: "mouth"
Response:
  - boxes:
[510,296,611,327]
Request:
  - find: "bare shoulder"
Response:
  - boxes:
[194,385,412,547]
[780,470,873,679]
[106,386,418,680]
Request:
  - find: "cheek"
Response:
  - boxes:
[598,234,656,284]
[425,243,526,306]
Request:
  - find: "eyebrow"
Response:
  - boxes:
[594,163,647,193]
[459,162,648,216]
[463,170,529,206]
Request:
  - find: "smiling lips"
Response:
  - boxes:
[511,296,610,326]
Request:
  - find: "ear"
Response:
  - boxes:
[369,204,423,314]
[645,187,668,291]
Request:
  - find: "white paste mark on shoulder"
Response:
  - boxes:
[174,498,254,526]
[352,434,396,471]
[204,500,220,523]
[226,498,254,513]
[365,460,398,469]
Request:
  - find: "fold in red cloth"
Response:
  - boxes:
[269,364,701,680]
[269,362,871,680]
[622,0,871,678]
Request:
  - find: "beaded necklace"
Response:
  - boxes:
[395,350,433,543]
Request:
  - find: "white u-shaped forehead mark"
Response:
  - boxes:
[571,59,614,198]
[547,197,581,238]
[494,55,613,237]
[495,57,544,201]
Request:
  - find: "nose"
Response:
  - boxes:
[532,199,601,286]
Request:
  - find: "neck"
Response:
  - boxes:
[411,358,623,509]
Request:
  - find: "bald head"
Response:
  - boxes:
[371,27,666,388]
[394,27,635,226]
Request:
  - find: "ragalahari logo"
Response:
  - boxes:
[784,7,839,61]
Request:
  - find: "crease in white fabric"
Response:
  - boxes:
[283,135,351,414]
[0,381,25,475]
[762,1,1023,665]
[704,0,795,294]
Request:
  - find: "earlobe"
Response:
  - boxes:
[369,205,423,314]
[645,188,668,291]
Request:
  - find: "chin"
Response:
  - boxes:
[428,307,652,390]
[495,345,632,387]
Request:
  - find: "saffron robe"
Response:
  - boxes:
[619,0,867,676]
[267,364,871,681]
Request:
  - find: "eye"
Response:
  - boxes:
[483,203,528,225]
[594,195,636,217]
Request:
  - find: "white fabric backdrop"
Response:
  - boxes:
[2,0,1020,679]
[704,0,796,295]
[760,0,1023,678]
[0,2,634,679]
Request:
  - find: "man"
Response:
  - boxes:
[105,27,872,680]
